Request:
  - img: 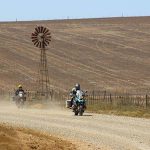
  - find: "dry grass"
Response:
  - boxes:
[87,103,150,118]
[0,17,150,92]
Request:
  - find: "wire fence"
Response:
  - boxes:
[86,90,150,108]
[42,90,150,108]
[5,89,150,108]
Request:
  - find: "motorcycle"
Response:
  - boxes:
[15,91,26,108]
[73,95,86,116]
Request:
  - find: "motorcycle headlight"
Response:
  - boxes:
[19,94,23,97]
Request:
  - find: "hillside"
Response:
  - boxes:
[0,17,150,93]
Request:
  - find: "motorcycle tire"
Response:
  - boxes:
[79,106,84,116]
[74,111,78,116]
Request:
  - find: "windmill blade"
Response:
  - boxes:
[45,32,51,36]
[37,26,41,33]
[38,26,42,33]
[45,40,50,45]
[32,38,38,42]
[31,38,37,41]
[32,32,38,36]
[45,35,51,41]
[31,33,35,37]
[46,39,50,43]
[35,27,39,33]
[31,35,37,38]
[43,28,49,33]
[42,27,47,33]
[41,26,44,33]
[34,42,39,47]
[44,33,51,37]
[44,29,49,35]
[46,35,51,39]
[31,36,37,39]
[36,41,40,47]
[45,38,51,41]
[34,40,39,46]
[34,31,39,36]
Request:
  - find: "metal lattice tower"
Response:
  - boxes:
[31,26,51,98]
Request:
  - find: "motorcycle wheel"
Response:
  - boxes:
[17,99,24,109]
[20,101,24,109]
[74,111,78,116]
[16,100,19,108]
[79,111,83,116]
[79,106,84,116]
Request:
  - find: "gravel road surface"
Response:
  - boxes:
[0,103,150,150]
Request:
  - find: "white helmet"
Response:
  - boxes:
[75,83,80,90]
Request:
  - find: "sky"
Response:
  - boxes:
[0,0,150,21]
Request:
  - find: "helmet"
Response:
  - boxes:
[18,84,22,88]
[75,83,80,90]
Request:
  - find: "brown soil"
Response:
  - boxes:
[0,16,150,92]
[0,123,76,150]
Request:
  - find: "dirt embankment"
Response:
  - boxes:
[0,123,76,150]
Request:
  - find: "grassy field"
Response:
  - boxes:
[87,103,150,118]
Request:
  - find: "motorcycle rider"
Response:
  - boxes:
[74,83,86,109]
[70,87,77,107]
[15,85,26,108]
[15,85,25,96]
[75,83,82,99]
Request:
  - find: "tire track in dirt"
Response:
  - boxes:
[0,104,150,150]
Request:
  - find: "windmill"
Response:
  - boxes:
[31,26,51,99]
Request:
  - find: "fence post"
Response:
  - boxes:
[92,90,95,101]
[145,94,148,108]
[104,90,106,100]
[110,93,112,104]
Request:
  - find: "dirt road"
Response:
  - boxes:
[0,103,150,150]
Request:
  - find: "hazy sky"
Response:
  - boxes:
[0,0,150,21]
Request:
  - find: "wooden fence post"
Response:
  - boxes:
[110,93,112,104]
[92,90,95,100]
[104,90,106,100]
[145,94,148,108]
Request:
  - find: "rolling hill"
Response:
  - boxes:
[0,17,150,93]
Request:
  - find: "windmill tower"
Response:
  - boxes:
[31,26,51,99]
